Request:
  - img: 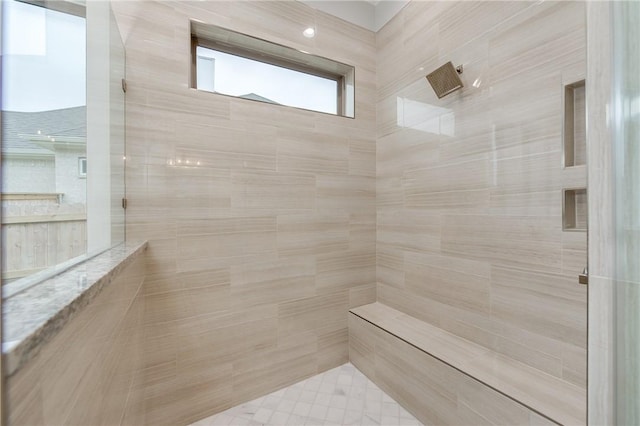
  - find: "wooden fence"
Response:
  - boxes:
[1,194,86,282]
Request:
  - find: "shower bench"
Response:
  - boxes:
[348,303,586,426]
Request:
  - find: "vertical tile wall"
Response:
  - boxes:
[111,1,376,424]
[375,1,587,390]
[587,2,640,423]
[585,3,615,424]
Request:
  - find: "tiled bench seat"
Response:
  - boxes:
[348,303,586,426]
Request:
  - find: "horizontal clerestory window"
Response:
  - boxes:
[190,21,355,118]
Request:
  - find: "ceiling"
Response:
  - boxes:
[299,0,409,32]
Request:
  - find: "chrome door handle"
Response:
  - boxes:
[578,267,588,285]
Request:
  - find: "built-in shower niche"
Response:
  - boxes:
[563,188,587,231]
[564,80,586,167]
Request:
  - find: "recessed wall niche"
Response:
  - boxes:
[564,80,586,167]
[563,188,587,231]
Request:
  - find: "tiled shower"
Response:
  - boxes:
[3,0,639,425]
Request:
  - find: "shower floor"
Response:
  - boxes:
[190,363,423,426]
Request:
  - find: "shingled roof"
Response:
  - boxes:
[1,106,86,155]
[239,93,279,104]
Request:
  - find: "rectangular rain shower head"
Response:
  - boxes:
[425,61,464,99]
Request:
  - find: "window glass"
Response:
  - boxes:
[1,0,86,284]
[196,46,339,115]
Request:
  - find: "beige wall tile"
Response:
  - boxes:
[316,322,349,371]
[376,247,406,289]
[231,170,317,211]
[6,257,146,426]
[441,215,563,273]
[349,312,574,426]
[276,213,350,256]
[230,257,316,307]
[278,290,349,337]
[562,343,587,388]
[144,367,233,426]
[491,274,585,347]
[232,331,319,406]
[529,412,559,426]
[276,129,349,175]
[174,307,279,367]
[316,175,375,212]
[347,314,378,379]
[4,1,591,425]
[456,375,531,426]
[6,355,45,426]
[374,328,460,425]
[115,7,376,422]
[348,283,377,308]
[349,137,376,177]
[374,0,587,406]
[349,213,376,251]
[465,352,585,425]
[316,250,376,294]
[378,210,441,253]
[404,252,491,315]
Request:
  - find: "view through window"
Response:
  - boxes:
[1,0,87,285]
[191,22,355,118]
[196,46,339,115]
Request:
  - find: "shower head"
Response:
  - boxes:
[425,62,464,99]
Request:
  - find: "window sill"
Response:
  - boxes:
[2,240,148,377]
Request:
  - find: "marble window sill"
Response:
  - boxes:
[2,241,147,377]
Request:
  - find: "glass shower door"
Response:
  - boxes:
[85,0,125,253]
[109,5,125,245]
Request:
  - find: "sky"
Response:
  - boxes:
[2,0,86,112]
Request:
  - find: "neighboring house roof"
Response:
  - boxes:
[1,106,86,156]
[239,93,279,104]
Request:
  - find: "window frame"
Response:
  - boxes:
[190,22,354,118]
